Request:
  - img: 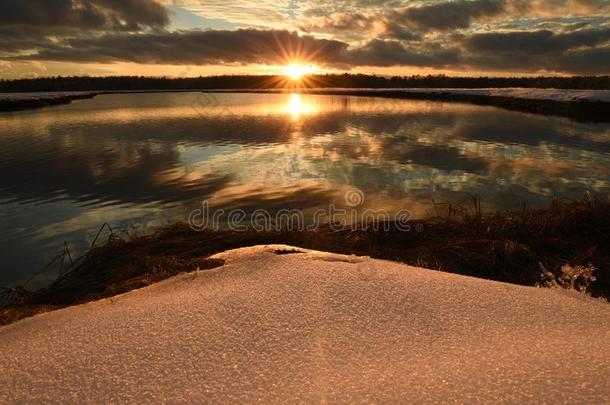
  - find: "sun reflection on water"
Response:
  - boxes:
[285,94,318,119]
[2,91,610,287]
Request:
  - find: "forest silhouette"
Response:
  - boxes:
[1,74,608,92]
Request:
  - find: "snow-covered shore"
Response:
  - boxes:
[2,88,609,103]
[1,245,608,403]
[392,87,610,102]
[209,87,610,103]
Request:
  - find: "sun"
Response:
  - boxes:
[259,63,325,89]
[284,63,316,80]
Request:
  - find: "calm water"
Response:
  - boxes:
[1,92,609,286]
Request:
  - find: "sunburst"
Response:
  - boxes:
[284,63,317,81]
[259,62,326,90]
[251,31,332,90]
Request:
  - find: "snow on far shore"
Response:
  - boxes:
[403,87,610,102]
[1,88,609,103]
[308,87,610,102]
[1,245,609,403]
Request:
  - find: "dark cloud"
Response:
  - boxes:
[0,0,169,31]
[509,0,609,16]
[13,28,461,69]
[383,144,490,173]
[395,0,505,31]
[383,22,420,41]
[456,109,610,152]
[342,39,461,67]
[302,12,376,33]
[9,24,609,74]
[0,0,169,54]
[20,29,349,65]
[0,134,234,206]
[555,46,610,74]
[461,27,610,73]
[465,28,610,54]
[302,0,506,40]
[0,27,52,52]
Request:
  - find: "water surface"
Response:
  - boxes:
[1,92,609,286]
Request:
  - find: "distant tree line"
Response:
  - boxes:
[1,74,608,92]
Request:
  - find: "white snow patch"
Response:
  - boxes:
[425,88,610,102]
[311,88,610,102]
[1,245,609,403]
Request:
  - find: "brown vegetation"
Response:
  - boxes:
[0,93,96,112]
[1,74,609,92]
[1,195,608,326]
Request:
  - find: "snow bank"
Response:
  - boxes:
[310,88,610,103]
[408,88,610,102]
[1,245,609,403]
[2,88,609,103]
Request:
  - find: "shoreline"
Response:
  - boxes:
[209,88,610,122]
[1,88,609,122]
[0,92,97,112]
[2,197,608,325]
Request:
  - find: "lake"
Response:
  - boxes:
[1,91,609,286]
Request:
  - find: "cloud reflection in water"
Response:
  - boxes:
[0,92,609,285]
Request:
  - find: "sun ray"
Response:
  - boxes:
[256,62,326,91]
[284,63,317,81]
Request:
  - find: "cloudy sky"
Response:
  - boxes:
[0,0,609,78]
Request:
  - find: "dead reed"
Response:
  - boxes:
[2,194,608,325]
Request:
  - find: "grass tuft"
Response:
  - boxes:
[2,195,609,325]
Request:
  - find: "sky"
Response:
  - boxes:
[0,0,609,78]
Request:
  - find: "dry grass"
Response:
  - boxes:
[1,194,609,325]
